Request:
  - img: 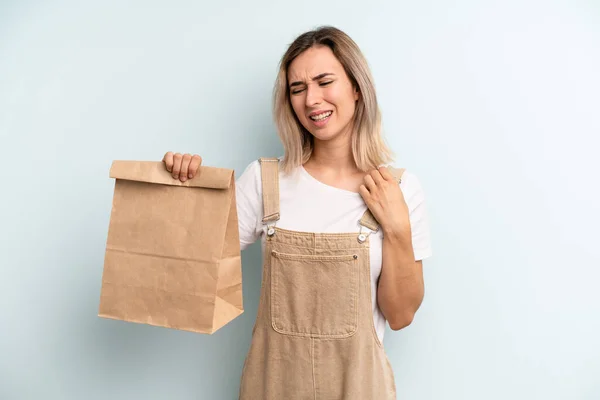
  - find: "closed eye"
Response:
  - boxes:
[290,81,333,95]
[290,81,333,94]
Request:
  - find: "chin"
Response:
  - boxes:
[308,127,343,142]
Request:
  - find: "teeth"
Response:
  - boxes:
[310,111,332,121]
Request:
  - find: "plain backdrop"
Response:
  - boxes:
[1,0,599,399]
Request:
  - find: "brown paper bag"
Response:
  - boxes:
[98,160,243,334]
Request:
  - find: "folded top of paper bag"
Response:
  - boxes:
[109,161,233,190]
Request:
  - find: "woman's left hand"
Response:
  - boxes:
[358,167,411,237]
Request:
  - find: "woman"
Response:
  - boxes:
[163,26,431,399]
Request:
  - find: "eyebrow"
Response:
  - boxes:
[289,73,335,87]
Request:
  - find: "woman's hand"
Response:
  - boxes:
[359,167,410,238]
[162,152,202,182]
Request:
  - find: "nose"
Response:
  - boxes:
[305,83,322,107]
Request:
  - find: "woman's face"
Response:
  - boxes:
[287,45,359,143]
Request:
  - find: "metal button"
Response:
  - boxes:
[357,233,367,243]
[267,227,275,236]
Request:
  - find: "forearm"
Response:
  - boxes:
[377,228,424,330]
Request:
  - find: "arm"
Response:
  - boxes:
[359,167,426,331]
[378,229,424,330]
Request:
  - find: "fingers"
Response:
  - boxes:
[358,184,370,200]
[162,152,202,181]
[363,174,376,193]
[171,153,183,179]
[188,155,202,179]
[369,169,385,185]
[163,151,174,173]
[180,154,192,181]
[377,166,395,182]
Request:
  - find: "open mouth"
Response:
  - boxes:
[309,111,333,121]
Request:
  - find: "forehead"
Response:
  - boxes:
[287,45,344,80]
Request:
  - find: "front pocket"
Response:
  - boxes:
[270,250,359,338]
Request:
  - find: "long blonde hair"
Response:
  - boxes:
[273,26,394,173]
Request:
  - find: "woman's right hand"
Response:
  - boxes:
[162,152,203,182]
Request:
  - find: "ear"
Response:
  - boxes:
[354,86,360,101]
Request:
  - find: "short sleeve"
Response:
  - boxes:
[235,160,263,251]
[400,171,432,261]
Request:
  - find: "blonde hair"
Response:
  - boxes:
[273,26,394,173]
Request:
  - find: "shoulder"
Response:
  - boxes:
[398,169,423,190]
[235,160,262,201]
[236,157,284,194]
[238,159,261,180]
[382,166,427,204]
[381,164,423,190]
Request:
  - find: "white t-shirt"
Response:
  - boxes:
[235,159,432,342]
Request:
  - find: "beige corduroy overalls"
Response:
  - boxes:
[239,158,405,400]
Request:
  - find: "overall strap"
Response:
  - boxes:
[358,167,406,239]
[259,157,280,225]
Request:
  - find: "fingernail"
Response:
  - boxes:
[188,173,193,178]
[181,176,187,182]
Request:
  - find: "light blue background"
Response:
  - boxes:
[1,1,599,399]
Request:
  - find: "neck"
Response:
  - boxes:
[305,130,357,174]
